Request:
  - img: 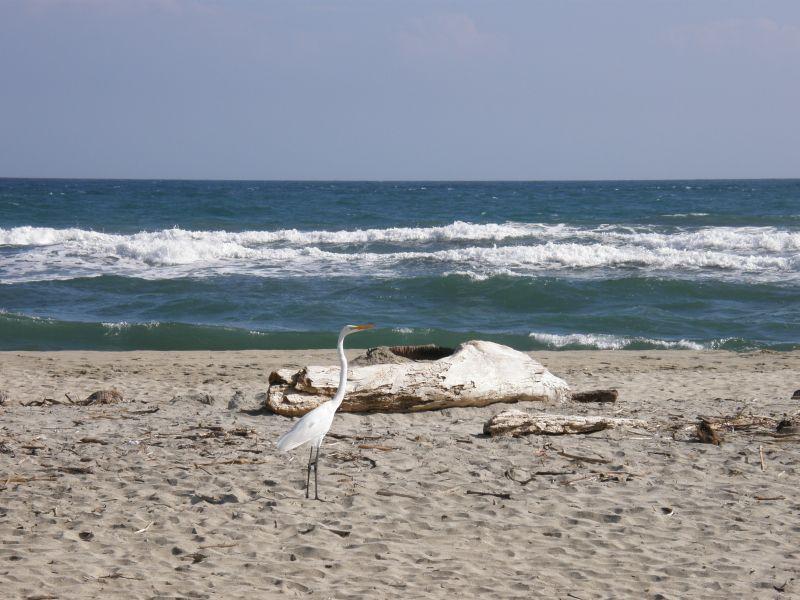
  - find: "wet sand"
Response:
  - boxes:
[1,349,799,599]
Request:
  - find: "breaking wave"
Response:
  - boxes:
[1,222,798,283]
[3,222,800,251]
[528,332,707,350]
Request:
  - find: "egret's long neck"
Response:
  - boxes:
[332,332,348,409]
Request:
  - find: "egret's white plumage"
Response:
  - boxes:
[276,399,338,452]
[276,323,373,499]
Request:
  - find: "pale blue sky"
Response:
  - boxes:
[1,0,798,180]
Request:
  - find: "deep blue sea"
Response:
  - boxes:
[1,178,798,351]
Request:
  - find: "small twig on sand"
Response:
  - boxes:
[329,433,383,441]
[194,464,213,476]
[97,572,143,581]
[193,458,269,467]
[357,444,396,451]
[376,489,420,500]
[560,474,592,486]
[466,490,512,500]
[2,475,58,487]
[754,495,784,501]
[505,469,576,485]
[557,450,609,464]
[198,542,238,549]
[759,445,766,471]
[135,521,154,534]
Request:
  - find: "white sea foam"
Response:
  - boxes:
[1,223,798,283]
[392,327,415,334]
[3,222,799,252]
[0,221,552,248]
[101,321,160,334]
[529,332,705,350]
[662,213,710,217]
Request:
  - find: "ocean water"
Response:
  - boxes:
[0,178,798,351]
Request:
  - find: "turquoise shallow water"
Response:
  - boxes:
[1,178,798,350]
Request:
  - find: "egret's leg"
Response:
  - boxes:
[305,446,314,499]
[313,445,321,501]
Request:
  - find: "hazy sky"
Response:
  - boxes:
[1,1,799,180]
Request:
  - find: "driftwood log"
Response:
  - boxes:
[484,409,648,437]
[267,340,570,416]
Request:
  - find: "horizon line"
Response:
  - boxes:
[1,176,799,184]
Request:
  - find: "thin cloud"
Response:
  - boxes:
[666,17,800,55]
[396,13,505,60]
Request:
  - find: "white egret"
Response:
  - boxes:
[276,323,374,500]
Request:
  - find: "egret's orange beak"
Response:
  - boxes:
[353,323,375,330]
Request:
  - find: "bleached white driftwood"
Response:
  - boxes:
[484,409,648,436]
[267,340,570,416]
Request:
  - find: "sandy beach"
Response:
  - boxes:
[1,349,798,599]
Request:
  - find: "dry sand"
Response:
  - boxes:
[1,349,798,599]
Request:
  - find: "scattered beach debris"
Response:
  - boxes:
[190,492,239,505]
[82,389,123,405]
[571,389,618,403]
[670,409,800,442]
[776,418,799,434]
[176,424,256,441]
[696,419,722,445]
[180,552,207,564]
[21,397,67,407]
[20,390,124,407]
[696,410,777,431]
[504,468,577,485]
[78,531,94,541]
[328,449,377,468]
[792,389,800,400]
[78,437,109,445]
[0,390,8,405]
[483,409,647,437]
[267,340,570,416]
